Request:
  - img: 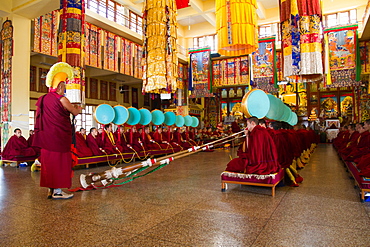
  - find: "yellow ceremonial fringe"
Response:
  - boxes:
[324,33,332,85]
[216,0,258,56]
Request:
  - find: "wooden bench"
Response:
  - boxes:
[221,169,285,197]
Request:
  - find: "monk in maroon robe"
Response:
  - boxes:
[338,124,359,155]
[27,130,41,156]
[114,126,135,153]
[33,66,81,200]
[86,127,105,156]
[75,131,93,157]
[143,127,162,151]
[153,127,174,151]
[342,124,369,161]
[101,124,124,154]
[174,128,191,149]
[125,126,149,156]
[2,128,37,160]
[225,117,280,175]
[165,127,183,151]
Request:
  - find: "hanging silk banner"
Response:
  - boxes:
[142,0,178,93]
[212,60,221,87]
[120,38,133,76]
[276,51,283,82]
[212,56,249,87]
[33,11,59,57]
[177,63,186,90]
[137,45,143,79]
[58,0,85,104]
[216,0,258,56]
[189,48,213,98]
[251,37,278,93]
[103,31,119,72]
[280,0,323,82]
[240,56,249,85]
[360,41,370,74]
[324,25,361,88]
[226,59,235,85]
[85,22,101,68]
[0,20,13,149]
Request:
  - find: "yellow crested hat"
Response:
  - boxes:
[46,62,74,88]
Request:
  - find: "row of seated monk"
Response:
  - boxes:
[1,124,231,161]
[333,121,370,177]
[225,118,319,186]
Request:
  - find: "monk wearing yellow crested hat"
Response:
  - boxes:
[33,62,81,200]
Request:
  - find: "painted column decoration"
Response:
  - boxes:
[142,0,178,94]
[58,0,85,104]
[0,20,13,149]
[215,0,258,56]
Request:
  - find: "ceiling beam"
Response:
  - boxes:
[256,2,266,20]
[189,0,215,26]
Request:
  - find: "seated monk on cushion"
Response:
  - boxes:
[165,127,183,151]
[75,128,93,157]
[142,126,162,151]
[27,130,41,156]
[114,126,135,153]
[153,127,175,151]
[174,128,191,149]
[86,127,105,156]
[343,123,370,161]
[2,128,37,160]
[338,124,359,156]
[225,117,280,175]
[125,126,148,155]
[101,124,124,154]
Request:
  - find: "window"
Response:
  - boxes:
[75,105,95,132]
[29,111,35,131]
[193,34,217,53]
[258,23,280,41]
[324,9,357,28]
[85,0,141,34]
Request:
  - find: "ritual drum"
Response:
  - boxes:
[266,94,284,120]
[191,116,199,128]
[139,108,152,126]
[184,115,193,127]
[94,104,115,125]
[241,89,270,119]
[164,111,176,126]
[151,110,165,125]
[112,105,129,125]
[280,105,291,122]
[126,107,141,126]
[175,115,185,127]
[288,112,298,126]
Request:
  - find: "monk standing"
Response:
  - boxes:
[33,62,81,200]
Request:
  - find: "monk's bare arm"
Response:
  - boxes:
[60,97,81,116]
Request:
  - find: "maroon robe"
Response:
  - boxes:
[153,130,173,150]
[174,131,191,149]
[125,131,147,154]
[33,92,72,189]
[231,121,241,133]
[1,135,37,160]
[75,132,93,157]
[344,131,370,161]
[114,130,134,153]
[101,131,123,154]
[269,129,292,169]
[226,126,280,174]
[27,134,41,156]
[339,131,360,155]
[163,130,182,152]
[86,133,105,156]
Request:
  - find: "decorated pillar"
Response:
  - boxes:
[142,0,178,94]
[58,0,85,104]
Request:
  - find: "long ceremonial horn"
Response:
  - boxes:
[80,130,245,188]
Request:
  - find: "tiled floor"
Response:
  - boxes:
[0,144,369,246]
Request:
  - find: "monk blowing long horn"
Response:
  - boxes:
[80,131,245,188]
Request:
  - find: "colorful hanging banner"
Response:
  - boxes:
[189,47,213,98]
[360,41,370,74]
[251,37,278,93]
[0,20,13,149]
[103,30,119,72]
[33,11,58,57]
[85,22,101,68]
[120,38,133,76]
[324,25,361,88]
[58,0,85,104]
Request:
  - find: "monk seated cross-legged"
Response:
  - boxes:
[86,127,106,156]
[153,127,177,153]
[75,127,93,158]
[2,128,38,161]
[225,117,280,175]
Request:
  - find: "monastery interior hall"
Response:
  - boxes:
[0,0,369,246]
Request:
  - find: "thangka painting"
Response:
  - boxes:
[178,63,187,90]
[1,20,13,149]
[324,25,361,88]
[103,31,119,72]
[340,93,353,118]
[189,48,213,98]
[85,23,101,68]
[120,38,133,76]
[320,94,338,118]
[251,37,278,93]
[360,41,370,74]
[212,57,248,87]
[33,10,58,57]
